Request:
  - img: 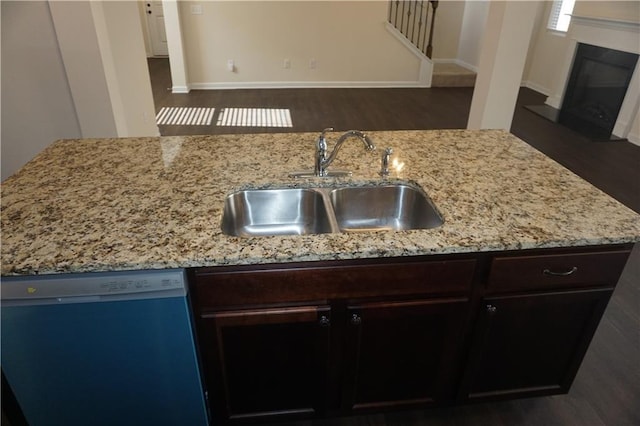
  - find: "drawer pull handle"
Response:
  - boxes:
[350,314,362,326]
[543,266,578,277]
[319,315,331,327]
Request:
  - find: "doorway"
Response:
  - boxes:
[143,1,168,57]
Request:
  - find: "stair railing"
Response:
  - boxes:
[388,0,439,58]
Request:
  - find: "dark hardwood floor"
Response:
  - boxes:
[148,59,473,135]
[147,58,639,426]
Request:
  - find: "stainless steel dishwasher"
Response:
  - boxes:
[1,269,209,426]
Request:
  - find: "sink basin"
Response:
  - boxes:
[221,188,333,237]
[329,184,444,232]
[221,183,444,237]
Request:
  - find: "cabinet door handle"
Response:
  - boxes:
[350,313,362,326]
[486,304,497,315]
[543,266,578,277]
[319,315,331,327]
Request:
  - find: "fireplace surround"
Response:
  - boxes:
[559,43,638,139]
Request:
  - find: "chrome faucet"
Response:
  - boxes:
[379,147,393,177]
[315,128,376,177]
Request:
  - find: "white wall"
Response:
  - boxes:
[1,1,159,181]
[91,1,158,136]
[432,0,466,60]
[165,0,189,93]
[174,0,469,89]
[573,1,640,22]
[179,1,422,88]
[137,1,153,57]
[1,1,81,181]
[522,2,572,96]
[468,1,538,130]
[456,0,490,70]
[48,1,119,138]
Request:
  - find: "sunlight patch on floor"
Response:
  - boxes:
[156,107,216,126]
[216,108,293,127]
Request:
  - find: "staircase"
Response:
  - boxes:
[431,63,477,87]
[388,1,476,88]
[388,0,439,58]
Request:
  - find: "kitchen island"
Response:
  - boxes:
[2,129,639,275]
[2,129,640,425]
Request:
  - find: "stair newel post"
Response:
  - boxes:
[426,0,438,59]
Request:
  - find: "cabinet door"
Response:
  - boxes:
[460,288,612,401]
[342,298,469,412]
[200,305,331,424]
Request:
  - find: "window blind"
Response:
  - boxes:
[547,0,575,32]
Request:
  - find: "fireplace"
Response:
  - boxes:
[540,15,640,144]
[559,43,638,139]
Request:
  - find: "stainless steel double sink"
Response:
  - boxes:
[221,183,444,237]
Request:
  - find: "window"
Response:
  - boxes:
[547,0,576,32]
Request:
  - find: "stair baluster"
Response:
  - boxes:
[388,0,438,59]
[427,1,438,59]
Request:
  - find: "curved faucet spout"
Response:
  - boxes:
[319,130,376,176]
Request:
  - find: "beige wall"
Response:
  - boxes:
[522,1,571,95]
[49,1,119,138]
[468,1,538,130]
[1,1,81,181]
[137,1,153,57]
[432,0,465,60]
[457,0,490,69]
[573,1,640,22]
[1,0,158,181]
[91,1,158,136]
[180,1,422,87]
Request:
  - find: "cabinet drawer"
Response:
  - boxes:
[488,249,631,292]
[192,258,476,309]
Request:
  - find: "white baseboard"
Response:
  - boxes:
[189,80,429,90]
[172,85,190,94]
[545,95,562,109]
[522,81,551,96]
[613,118,629,141]
[613,117,640,146]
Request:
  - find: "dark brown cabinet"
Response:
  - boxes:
[342,298,469,412]
[190,256,476,424]
[199,305,331,422]
[459,247,631,402]
[188,244,633,424]
[459,288,613,400]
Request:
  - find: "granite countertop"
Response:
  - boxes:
[2,129,639,275]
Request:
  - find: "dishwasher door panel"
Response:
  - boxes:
[1,296,208,426]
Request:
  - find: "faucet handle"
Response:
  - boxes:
[317,128,332,154]
[314,128,333,176]
[380,147,393,177]
[318,127,333,150]
[320,127,334,139]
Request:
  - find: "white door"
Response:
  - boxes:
[145,1,168,56]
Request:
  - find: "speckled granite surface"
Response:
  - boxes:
[2,129,639,275]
